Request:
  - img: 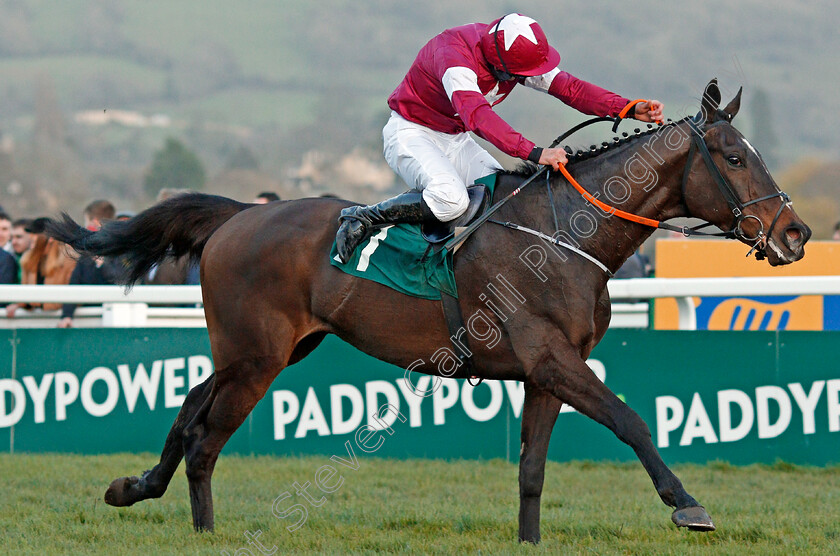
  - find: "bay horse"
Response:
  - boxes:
[43,80,810,543]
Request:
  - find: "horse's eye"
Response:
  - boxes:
[727,154,742,167]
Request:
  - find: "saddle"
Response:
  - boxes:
[420,184,490,244]
[419,183,490,385]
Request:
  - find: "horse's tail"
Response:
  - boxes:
[41,193,250,286]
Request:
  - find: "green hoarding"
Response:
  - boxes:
[1,328,838,466]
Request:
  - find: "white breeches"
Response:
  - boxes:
[383,111,503,222]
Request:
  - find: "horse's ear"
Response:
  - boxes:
[722,86,743,120]
[700,78,721,123]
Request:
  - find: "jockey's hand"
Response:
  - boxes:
[539,147,568,171]
[634,99,664,123]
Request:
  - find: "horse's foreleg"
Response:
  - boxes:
[534,341,715,531]
[183,356,283,532]
[518,382,563,544]
[104,375,215,507]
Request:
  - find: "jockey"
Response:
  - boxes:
[335,13,663,263]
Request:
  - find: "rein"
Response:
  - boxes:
[552,117,790,263]
[446,100,792,274]
[444,99,654,253]
[442,115,616,253]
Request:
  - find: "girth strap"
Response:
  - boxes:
[439,292,482,386]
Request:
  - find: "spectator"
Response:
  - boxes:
[144,256,200,285]
[143,190,200,285]
[6,220,77,317]
[57,200,118,328]
[0,210,14,295]
[116,210,136,221]
[57,255,120,327]
[614,251,652,279]
[253,191,280,204]
[10,219,32,284]
[20,218,77,289]
[612,250,652,304]
[10,219,32,256]
[83,199,116,230]
[0,212,12,253]
[0,246,18,287]
[833,221,840,241]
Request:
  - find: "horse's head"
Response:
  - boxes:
[682,79,811,266]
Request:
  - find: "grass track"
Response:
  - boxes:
[2,454,839,555]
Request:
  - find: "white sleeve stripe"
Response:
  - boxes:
[442,66,481,100]
[523,67,560,92]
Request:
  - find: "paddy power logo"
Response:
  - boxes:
[0,356,606,431]
[0,355,213,427]
[270,361,606,440]
[655,379,840,447]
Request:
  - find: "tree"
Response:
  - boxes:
[143,138,206,198]
[750,89,780,169]
[33,73,66,147]
[224,144,260,171]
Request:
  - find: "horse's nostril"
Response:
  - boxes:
[784,225,809,252]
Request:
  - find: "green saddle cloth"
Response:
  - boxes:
[329,174,496,300]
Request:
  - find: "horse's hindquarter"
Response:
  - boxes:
[200,199,343,368]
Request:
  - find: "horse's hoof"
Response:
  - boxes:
[104,476,140,507]
[672,506,715,531]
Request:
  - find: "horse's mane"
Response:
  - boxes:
[496,117,691,179]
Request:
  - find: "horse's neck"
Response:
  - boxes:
[553,122,692,274]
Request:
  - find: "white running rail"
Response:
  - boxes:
[0,277,838,329]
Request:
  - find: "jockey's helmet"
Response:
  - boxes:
[481,13,561,78]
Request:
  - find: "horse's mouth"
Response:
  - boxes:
[765,233,807,266]
[765,241,797,266]
[761,222,810,266]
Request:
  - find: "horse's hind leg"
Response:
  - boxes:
[104,375,215,507]
[534,340,715,531]
[183,356,284,532]
[518,382,563,544]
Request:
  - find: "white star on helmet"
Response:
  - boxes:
[490,14,539,51]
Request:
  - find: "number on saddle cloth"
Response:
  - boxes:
[421,184,491,244]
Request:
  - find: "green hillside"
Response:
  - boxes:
[0,0,836,216]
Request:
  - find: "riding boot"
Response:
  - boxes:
[335,191,437,263]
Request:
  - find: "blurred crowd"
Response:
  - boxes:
[0,189,282,327]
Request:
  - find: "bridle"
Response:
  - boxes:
[445,101,794,271]
[550,114,792,265]
[677,116,791,260]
